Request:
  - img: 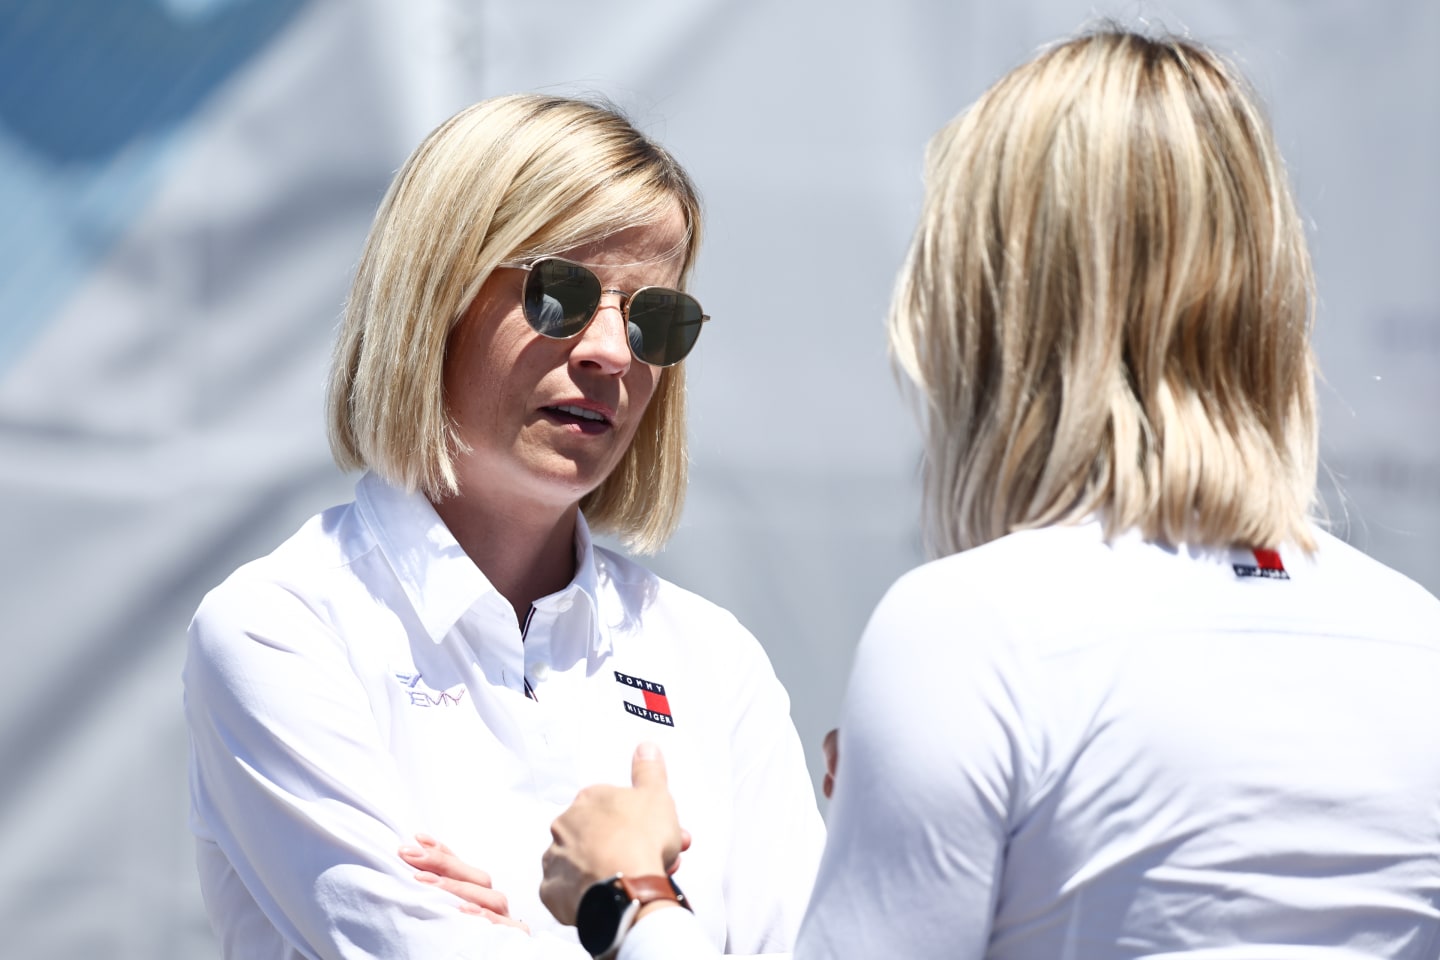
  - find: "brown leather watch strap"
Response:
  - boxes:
[617,874,693,912]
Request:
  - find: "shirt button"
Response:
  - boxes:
[553,598,574,613]
[530,662,551,682]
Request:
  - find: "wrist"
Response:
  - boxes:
[632,898,683,924]
[575,873,691,959]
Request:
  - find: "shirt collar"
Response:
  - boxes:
[355,471,603,644]
[355,472,498,642]
[567,511,601,618]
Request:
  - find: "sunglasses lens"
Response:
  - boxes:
[627,289,705,366]
[523,259,601,338]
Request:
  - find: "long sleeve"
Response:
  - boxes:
[184,577,589,960]
[717,624,827,956]
[620,906,724,960]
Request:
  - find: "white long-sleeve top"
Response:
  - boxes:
[621,522,1440,960]
[183,471,824,959]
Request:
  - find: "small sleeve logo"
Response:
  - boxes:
[614,671,674,726]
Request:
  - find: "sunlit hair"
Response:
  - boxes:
[327,94,703,553]
[889,27,1319,557]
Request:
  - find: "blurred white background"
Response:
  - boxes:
[0,1,1435,955]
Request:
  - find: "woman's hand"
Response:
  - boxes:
[822,727,839,799]
[539,743,684,926]
[399,834,530,932]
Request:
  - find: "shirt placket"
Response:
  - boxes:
[520,588,594,806]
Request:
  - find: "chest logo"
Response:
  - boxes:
[614,671,674,727]
[394,672,468,707]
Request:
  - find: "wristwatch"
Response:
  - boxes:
[575,873,690,959]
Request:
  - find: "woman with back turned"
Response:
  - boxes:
[532,27,1440,960]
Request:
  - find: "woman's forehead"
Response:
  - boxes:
[559,204,689,268]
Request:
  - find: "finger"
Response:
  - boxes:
[416,872,512,914]
[823,727,840,799]
[400,844,494,887]
[460,905,530,932]
[666,826,691,875]
[631,741,668,791]
[540,875,579,926]
[400,851,495,889]
[541,843,557,870]
[414,832,454,855]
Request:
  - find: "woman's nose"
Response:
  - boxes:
[570,292,633,373]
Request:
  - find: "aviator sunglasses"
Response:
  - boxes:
[499,257,709,367]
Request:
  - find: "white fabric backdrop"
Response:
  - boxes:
[0,0,1435,955]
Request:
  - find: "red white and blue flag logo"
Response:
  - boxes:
[615,671,674,726]
[1233,547,1290,580]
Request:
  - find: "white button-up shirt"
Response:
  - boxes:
[184,472,824,959]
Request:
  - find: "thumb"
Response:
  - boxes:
[631,742,668,791]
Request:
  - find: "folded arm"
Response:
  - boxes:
[185,580,586,959]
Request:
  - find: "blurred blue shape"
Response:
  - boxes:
[0,0,308,373]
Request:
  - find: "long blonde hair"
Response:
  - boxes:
[890,28,1318,557]
[327,95,702,553]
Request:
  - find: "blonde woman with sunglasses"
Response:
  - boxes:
[530,28,1440,960]
[182,95,823,959]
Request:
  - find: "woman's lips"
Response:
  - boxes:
[542,402,614,433]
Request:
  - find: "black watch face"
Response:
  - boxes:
[576,879,628,957]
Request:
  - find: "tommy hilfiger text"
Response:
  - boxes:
[615,671,675,726]
[624,701,675,726]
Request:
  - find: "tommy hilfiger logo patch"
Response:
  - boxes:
[615,671,674,726]
[1233,548,1290,581]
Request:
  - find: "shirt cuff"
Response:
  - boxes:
[618,903,718,960]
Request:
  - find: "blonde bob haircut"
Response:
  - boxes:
[890,28,1319,558]
[327,94,703,554]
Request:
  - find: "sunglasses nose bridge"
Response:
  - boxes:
[582,288,632,336]
[596,288,629,316]
[571,289,635,370]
